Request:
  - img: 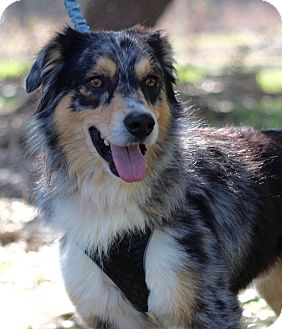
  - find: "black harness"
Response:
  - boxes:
[85,228,152,313]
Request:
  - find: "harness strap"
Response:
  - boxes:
[85,228,152,313]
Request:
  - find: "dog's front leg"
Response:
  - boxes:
[60,240,154,329]
[145,227,243,329]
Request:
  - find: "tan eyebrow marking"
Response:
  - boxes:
[135,57,154,79]
[86,56,117,78]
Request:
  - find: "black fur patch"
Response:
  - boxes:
[86,228,152,313]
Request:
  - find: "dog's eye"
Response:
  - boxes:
[145,77,157,88]
[89,78,104,89]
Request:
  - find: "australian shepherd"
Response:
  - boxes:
[26,26,282,329]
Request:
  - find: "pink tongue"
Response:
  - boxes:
[110,144,147,182]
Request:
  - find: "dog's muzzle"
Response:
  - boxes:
[89,109,156,183]
[89,127,148,183]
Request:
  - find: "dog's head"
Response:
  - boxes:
[26,27,177,183]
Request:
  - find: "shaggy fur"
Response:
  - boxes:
[26,26,282,329]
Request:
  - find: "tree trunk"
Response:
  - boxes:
[82,0,172,30]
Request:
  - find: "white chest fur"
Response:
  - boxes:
[52,176,148,255]
[53,179,186,328]
[55,179,151,328]
[60,229,186,329]
[60,240,151,329]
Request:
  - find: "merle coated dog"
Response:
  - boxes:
[26,26,282,329]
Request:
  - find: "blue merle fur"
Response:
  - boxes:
[26,27,282,329]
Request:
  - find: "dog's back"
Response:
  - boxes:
[229,129,282,292]
[246,129,282,315]
[180,127,282,295]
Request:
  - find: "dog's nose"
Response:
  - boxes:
[124,113,155,139]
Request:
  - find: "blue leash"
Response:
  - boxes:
[64,0,90,33]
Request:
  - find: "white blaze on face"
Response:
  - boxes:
[263,0,282,18]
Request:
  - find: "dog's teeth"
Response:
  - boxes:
[104,139,110,146]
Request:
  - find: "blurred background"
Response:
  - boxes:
[0,1,281,328]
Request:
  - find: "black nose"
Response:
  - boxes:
[124,113,155,140]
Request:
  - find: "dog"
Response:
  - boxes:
[26,26,282,329]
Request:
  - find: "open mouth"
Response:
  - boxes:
[89,127,147,183]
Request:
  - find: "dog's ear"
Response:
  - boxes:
[147,30,175,84]
[25,55,42,93]
[26,33,60,94]
[26,42,62,93]
[26,27,88,93]
[131,27,175,83]
[143,29,176,101]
